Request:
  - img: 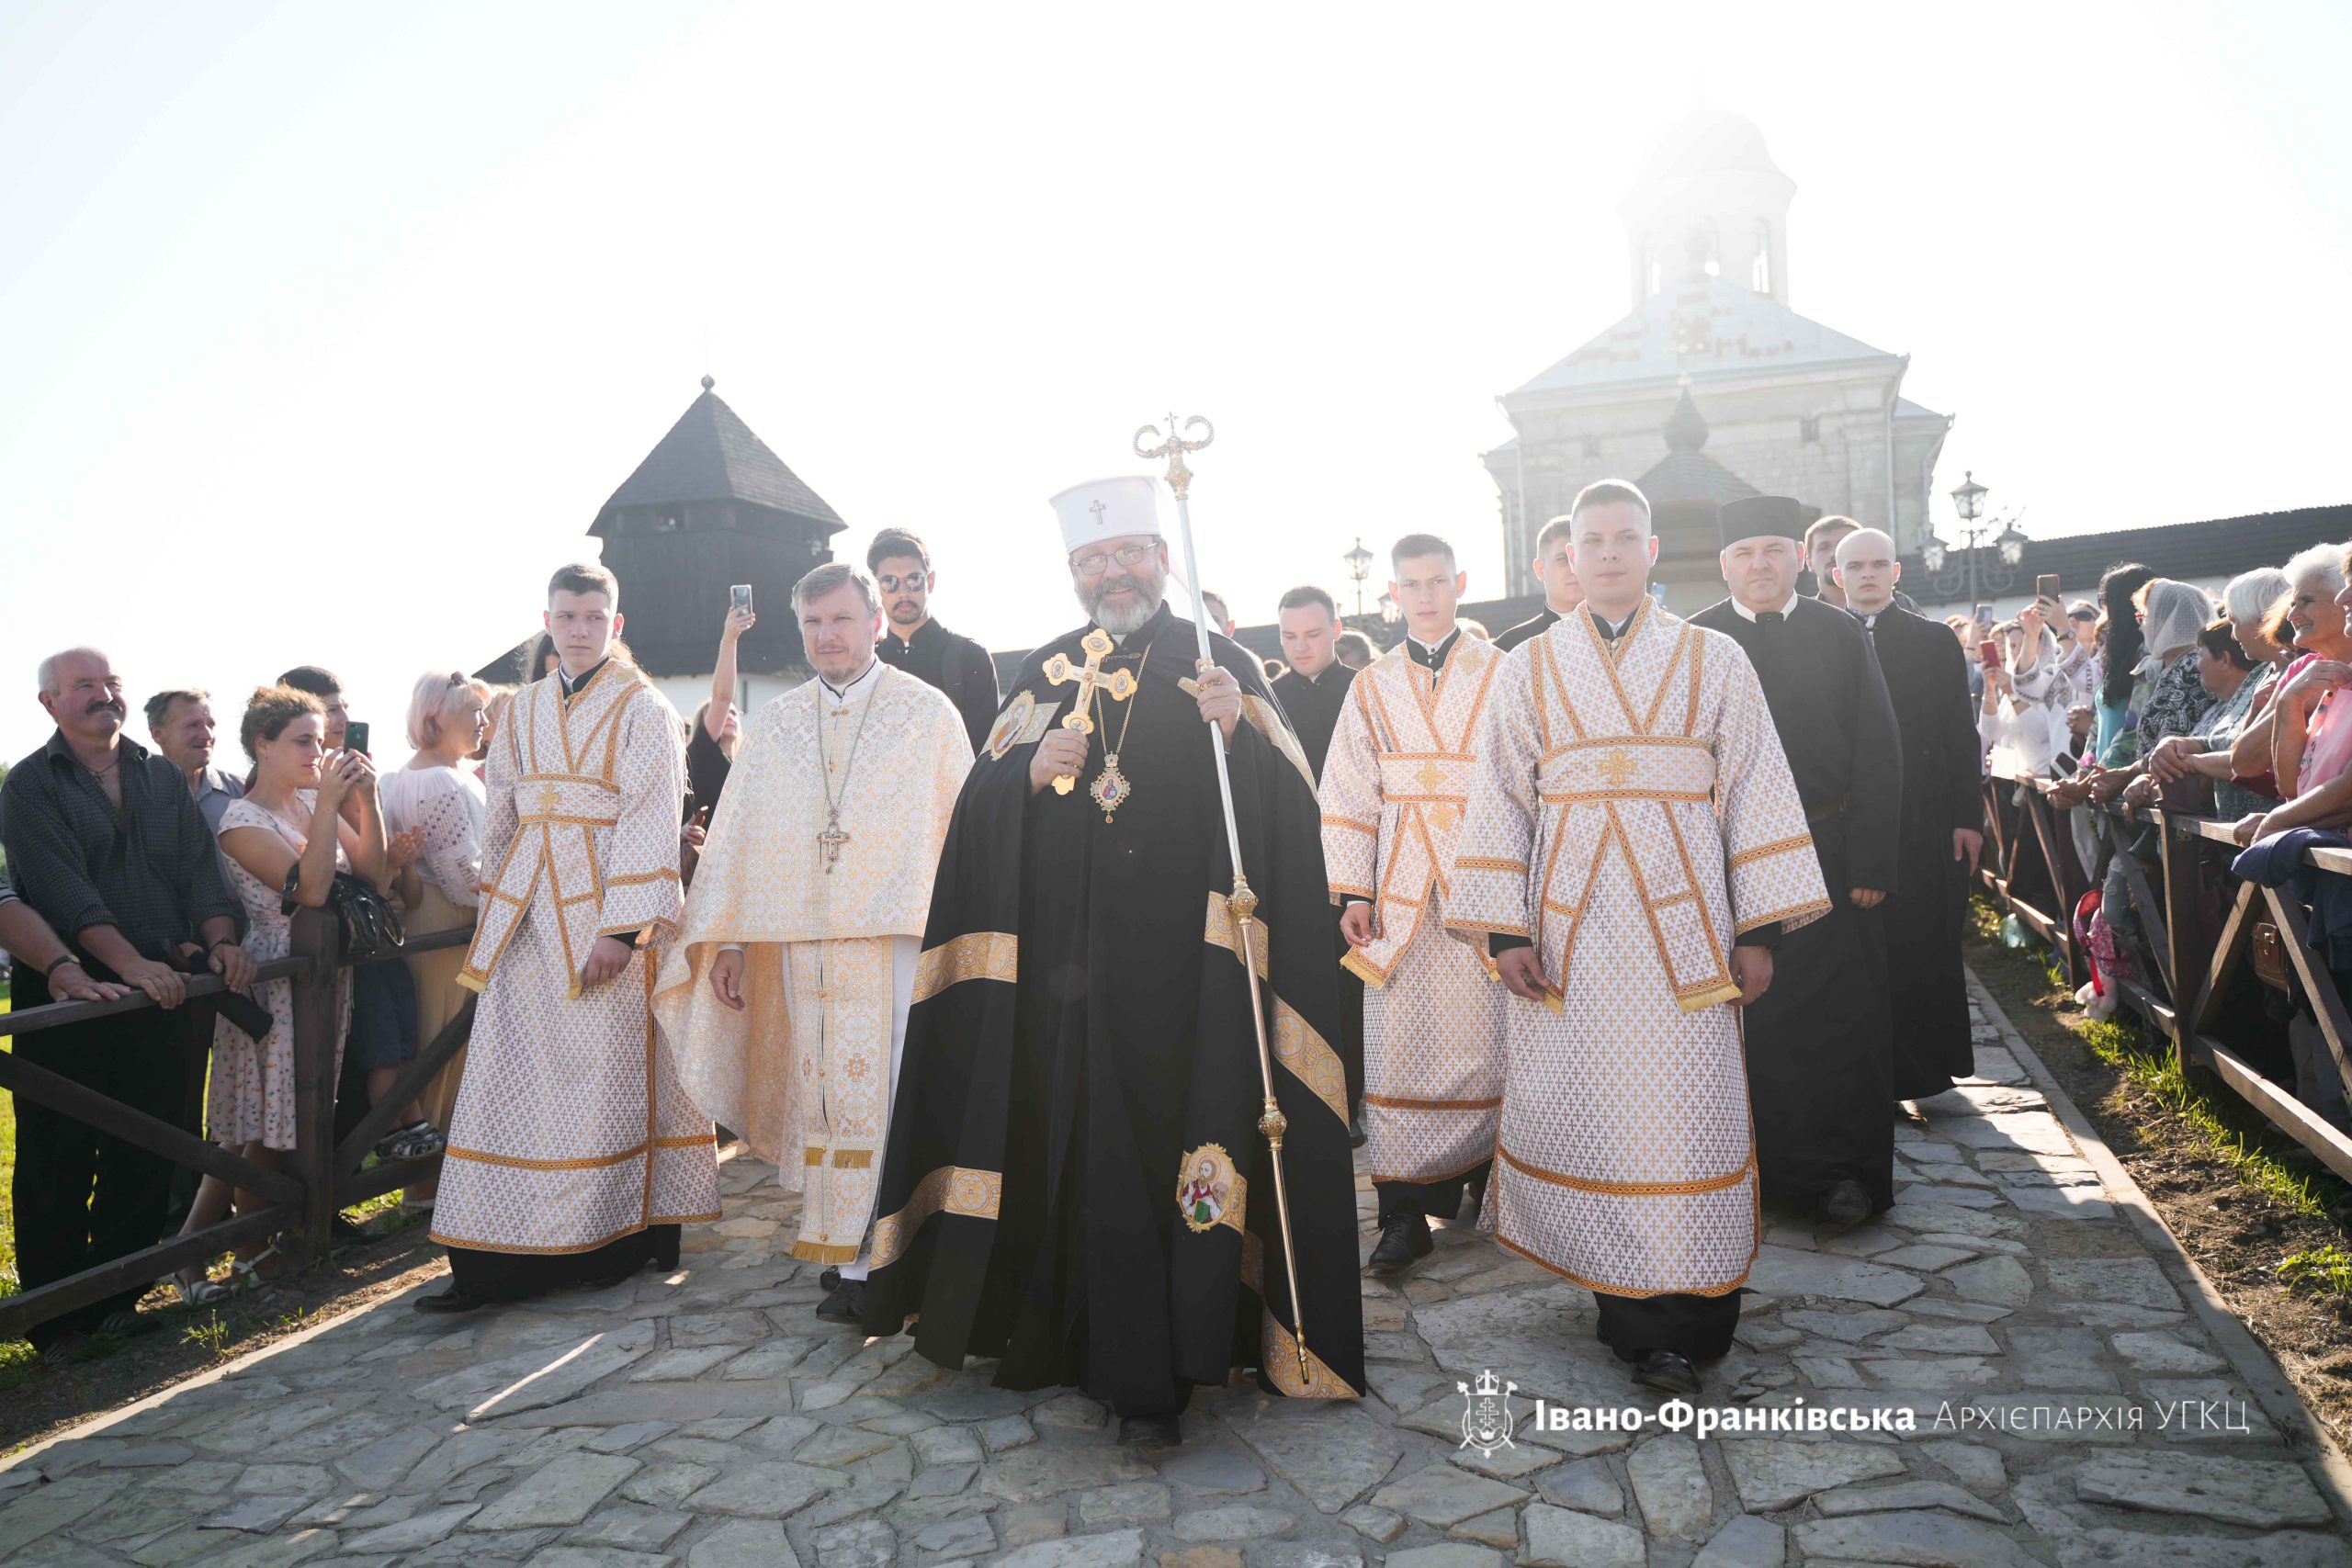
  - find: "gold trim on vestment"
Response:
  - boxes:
[1363,1092,1503,1111]
[792,1239,862,1264]
[1238,694,1317,790]
[1455,856,1526,874]
[1498,1140,1753,1197]
[1321,814,1378,837]
[440,1133,717,1172]
[867,1165,1003,1270]
[605,867,680,887]
[910,931,1018,1004]
[1260,1312,1357,1398]
[1728,834,1814,869]
[1329,880,1376,901]
[1204,892,1272,980]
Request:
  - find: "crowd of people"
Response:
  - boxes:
[8,475,2346,1437]
[1955,544,2352,1130]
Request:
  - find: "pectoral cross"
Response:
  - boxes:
[1042,628,1137,794]
[818,810,851,873]
[1596,748,1637,789]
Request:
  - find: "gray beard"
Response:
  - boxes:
[1082,576,1165,637]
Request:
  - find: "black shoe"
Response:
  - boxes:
[413,1286,488,1314]
[1456,1170,1490,1226]
[1813,1179,1872,1236]
[816,1280,867,1325]
[1347,1110,1368,1150]
[1366,1213,1433,1274]
[1633,1350,1701,1397]
[820,1265,842,1292]
[1116,1413,1182,1450]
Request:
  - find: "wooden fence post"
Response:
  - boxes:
[286,906,342,1266]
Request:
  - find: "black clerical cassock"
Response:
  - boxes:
[860,601,1365,1412]
[1857,603,1984,1097]
[1691,497,1903,1215]
[1269,660,1366,1121]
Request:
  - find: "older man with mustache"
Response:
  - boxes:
[4,647,254,1352]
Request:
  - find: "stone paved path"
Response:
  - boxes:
[6,974,2350,1567]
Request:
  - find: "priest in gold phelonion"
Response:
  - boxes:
[856,437,1365,1450]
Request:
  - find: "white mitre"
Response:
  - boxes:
[1050,475,1164,555]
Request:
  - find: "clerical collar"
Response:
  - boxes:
[1588,604,1641,643]
[1731,591,1802,624]
[820,657,883,704]
[1406,627,1462,671]
[558,656,611,696]
[884,617,939,654]
[1849,601,1892,629]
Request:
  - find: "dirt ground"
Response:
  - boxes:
[1967,930,2352,1455]
[0,1220,448,1456]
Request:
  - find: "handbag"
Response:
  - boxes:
[281,866,406,963]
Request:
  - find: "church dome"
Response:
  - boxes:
[1635,107,1785,186]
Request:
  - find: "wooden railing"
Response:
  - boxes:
[0,911,475,1342]
[1977,769,2352,1186]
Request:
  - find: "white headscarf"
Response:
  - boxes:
[2134,580,2213,676]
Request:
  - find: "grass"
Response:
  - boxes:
[1975,896,2352,1299]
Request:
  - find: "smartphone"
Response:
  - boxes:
[1978,640,2004,671]
[345,720,371,755]
[730,583,753,615]
[2037,573,2061,603]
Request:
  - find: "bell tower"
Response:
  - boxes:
[1620,107,1796,310]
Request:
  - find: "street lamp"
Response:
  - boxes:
[1918,470,2028,607]
[1343,537,1375,618]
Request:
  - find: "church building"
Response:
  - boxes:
[1484,108,1951,604]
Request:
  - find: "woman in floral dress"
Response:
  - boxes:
[169,685,384,1294]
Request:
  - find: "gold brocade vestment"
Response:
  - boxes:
[1317,636,1509,1187]
[1444,604,1829,1297]
[432,663,719,1258]
[653,665,971,1264]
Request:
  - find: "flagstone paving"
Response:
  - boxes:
[6,976,2349,1565]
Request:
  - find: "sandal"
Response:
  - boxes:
[376,1121,447,1162]
[231,1242,288,1289]
[170,1267,235,1307]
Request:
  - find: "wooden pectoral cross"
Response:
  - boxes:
[1042,628,1137,795]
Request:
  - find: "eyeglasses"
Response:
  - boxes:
[1070,544,1155,578]
[876,571,928,592]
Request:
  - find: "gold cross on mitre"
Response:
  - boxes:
[1595,748,1637,789]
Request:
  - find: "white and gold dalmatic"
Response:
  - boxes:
[1444,603,1830,1299]
[435,662,720,1257]
[654,664,971,1266]
[1319,636,1509,1186]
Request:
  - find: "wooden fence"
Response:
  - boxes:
[0,911,475,1343]
[1977,768,2352,1187]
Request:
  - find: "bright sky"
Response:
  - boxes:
[5,0,2348,764]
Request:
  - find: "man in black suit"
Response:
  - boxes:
[1494,514,1585,652]
[1270,584,1366,1144]
[1834,526,1984,1100]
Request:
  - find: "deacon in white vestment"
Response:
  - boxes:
[1444,482,1828,1395]
[421,562,721,1313]
[1319,533,1508,1274]
[655,563,972,1324]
